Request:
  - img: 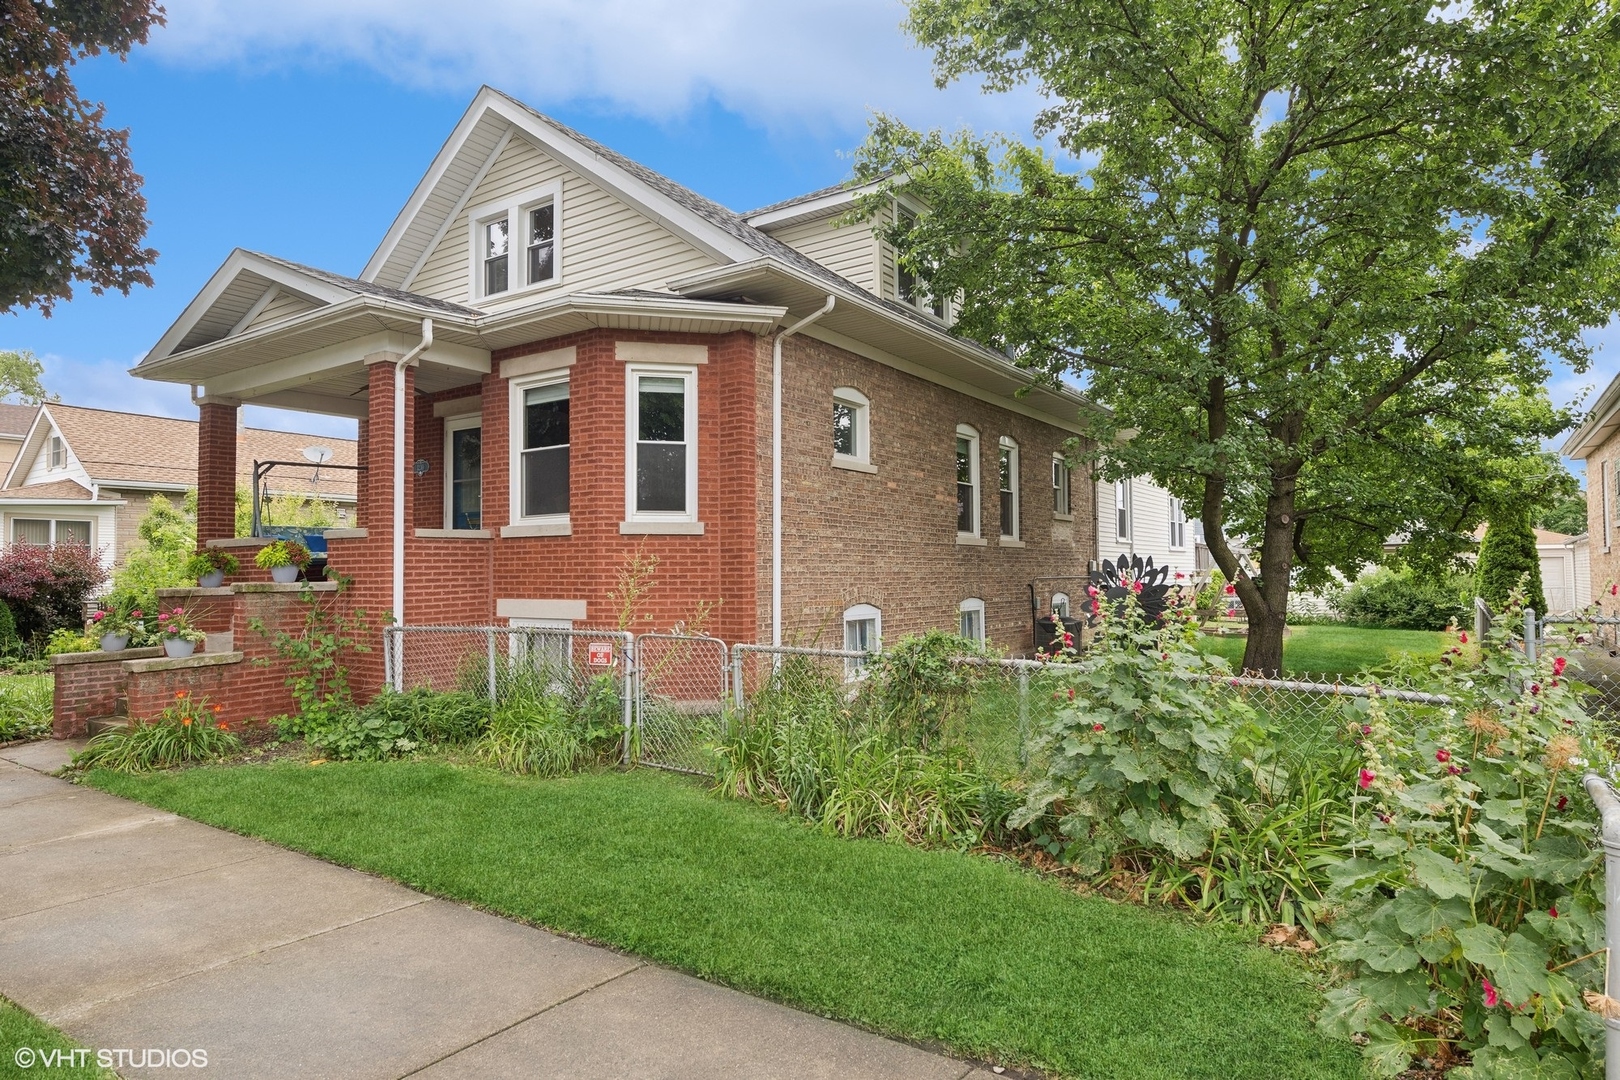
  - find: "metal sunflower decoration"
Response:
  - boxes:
[1088,553,1174,623]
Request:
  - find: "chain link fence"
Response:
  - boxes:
[635,633,728,774]
[384,625,634,760]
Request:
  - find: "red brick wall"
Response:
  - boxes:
[51,649,163,738]
[196,402,238,545]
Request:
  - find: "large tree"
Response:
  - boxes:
[857,0,1620,673]
[1,0,163,314]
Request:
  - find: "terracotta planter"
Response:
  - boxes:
[99,633,129,652]
[198,570,226,588]
[270,565,300,584]
[163,638,197,659]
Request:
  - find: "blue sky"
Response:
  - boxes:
[0,0,1611,480]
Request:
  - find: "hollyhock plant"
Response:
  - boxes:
[1322,591,1610,1077]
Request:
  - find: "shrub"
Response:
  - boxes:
[73,692,242,772]
[44,628,96,655]
[0,598,19,656]
[1477,506,1547,615]
[1320,598,1610,1076]
[355,687,489,746]
[107,494,194,613]
[1336,566,1470,630]
[0,674,51,742]
[0,541,107,646]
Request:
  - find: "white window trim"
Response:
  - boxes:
[11,517,94,546]
[958,597,986,644]
[1114,479,1130,541]
[508,371,570,528]
[998,435,1020,542]
[48,436,65,471]
[1169,496,1187,550]
[466,181,564,304]
[1606,460,1613,553]
[842,602,882,678]
[832,386,871,468]
[625,364,699,527]
[893,199,949,322]
[956,423,980,540]
[443,414,483,531]
[1052,453,1072,519]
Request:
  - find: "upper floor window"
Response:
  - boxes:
[1052,454,1071,517]
[511,376,569,521]
[998,436,1020,540]
[627,366,697,522]
[955,424,980,537]
[48,436,64,470]
[1114,480,1129,540]
[896,206,945,319]
[1169,496,1187,549]
[832,387,870,466]
[469,183,562,301]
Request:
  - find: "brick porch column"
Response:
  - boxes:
[196,400,238,544]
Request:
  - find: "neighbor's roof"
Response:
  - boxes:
[33,404,357,499]
[0,478,91,501]
[1535,528,1575,546]
[0,403,38,438]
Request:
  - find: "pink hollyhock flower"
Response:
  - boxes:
[1090,600,1101,615]
[1362,724,1372,735]
[1066,688,1075,701]
[1530,682,1542,695]
[1086,585,1099,598]
[1554,656,1567,675]
[1435,748,1451,763]
[1447,765,1462,775]
[1091,723,1105,733]
[1557,795,1569,811]
[1132,580,1143,593]
[1223,583,1236,595]
[1358,769,1375,789]
[1174,572,1185,580]
[1482,978,1499,1007]
[1062,632,1074,646]
[1458,631,1468,644]
[1550,906,1559,919]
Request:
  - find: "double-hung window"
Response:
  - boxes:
[627,367,697,522]
[469,183,562,301]
[1052,454,1071,516]
[1114,480,1130,540]
[955,425,980,537]
[959,598,985,645]
[895,206,945,319]
[444,416,482,530]
[1169,497,1187,549]
[998,436,1019,540]
[13,518,90,545]
[513,378,569,521]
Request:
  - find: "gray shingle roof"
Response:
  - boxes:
[0,403,38,438]
[252,252,485,318]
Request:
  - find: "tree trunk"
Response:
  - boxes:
[1237,466,1301,676]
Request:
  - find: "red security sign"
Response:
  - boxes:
[587,642,616,667]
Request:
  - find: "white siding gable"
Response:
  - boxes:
[406,134,719,305]
[242,290,319,333]
[765,216,879,295]
[19,419,94,493]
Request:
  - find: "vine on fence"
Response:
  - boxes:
[250,573,371,740]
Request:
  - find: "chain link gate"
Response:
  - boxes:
[383,625,635,760]
[634,633,729,774]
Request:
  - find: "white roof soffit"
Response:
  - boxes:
[1561,370,1620,458]
[669,260,1102,432]
[363,87,761,288]
[744,180,887,231]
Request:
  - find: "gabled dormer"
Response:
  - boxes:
[4,406,93,495]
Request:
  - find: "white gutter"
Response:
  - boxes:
[772,296,835,647]
[394,319,434,627]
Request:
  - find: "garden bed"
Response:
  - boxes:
[86,761,1360,1080]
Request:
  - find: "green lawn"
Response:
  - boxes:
[1198,623,1446,679]
[88,762,1357,1080]
[0,997,110,1080]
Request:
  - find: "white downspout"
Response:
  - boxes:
[772,296,835,647]
[394,319,433,629]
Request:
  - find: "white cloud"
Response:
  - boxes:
[150,0,1042,136]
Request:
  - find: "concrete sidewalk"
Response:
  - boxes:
[0,741,993,1080]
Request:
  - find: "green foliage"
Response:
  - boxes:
[254,539,311,570]
[182,549,238,579]
[473,671,622,776]
[0,540,108,646]
[361,687,489,746]
[857,0,1620,674]
[44,628,95,655]
[715,644,1017,847]
[1321,600,1610,1077]
[1013,593,1260,869]
[237,486,341,538]
[0,597,20,656]
[1477,508,1547,615]
[0,349,53,403]
[0,674,52,742]
[73,693,241,773]
[1538,492,1588,538]
[252,575,368,740]
[1193,569,1227,613]
[1337,566,1470,631]
[107,493,194,613]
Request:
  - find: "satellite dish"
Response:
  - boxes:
[302,446,334,464]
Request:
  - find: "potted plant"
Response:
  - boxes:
[255,540,311,584]
[158,606,205,659]
[184,549,239,588]
[87,607,133,652]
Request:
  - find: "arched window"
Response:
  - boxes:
[998,436,1020,540]
[958,597,985,644]
[1052,592,1070,619]
[843,603,881,677]
[955,424,980,537]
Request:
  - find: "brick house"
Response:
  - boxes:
[0,403,355,568]
[132,86,1099,678]
[1561,375,1620,607]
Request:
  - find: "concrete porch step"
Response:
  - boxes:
[86,716,129,737]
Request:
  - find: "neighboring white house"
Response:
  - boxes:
[1537,528,1584,613]
[0,403,357,569]
[1096,475,1205,580]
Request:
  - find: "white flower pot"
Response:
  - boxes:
[100,633,129,653]
[270,565,300,584]
[198,570,226,588]
[163,638,197,659]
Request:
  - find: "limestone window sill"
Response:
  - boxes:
[620,521,705,535]
[416,528,492,539]
[956,535,988,547]
[998,538,1027,548]
[1052,513,1075,523]
[501,522,572,538]
[831,457,878,474]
